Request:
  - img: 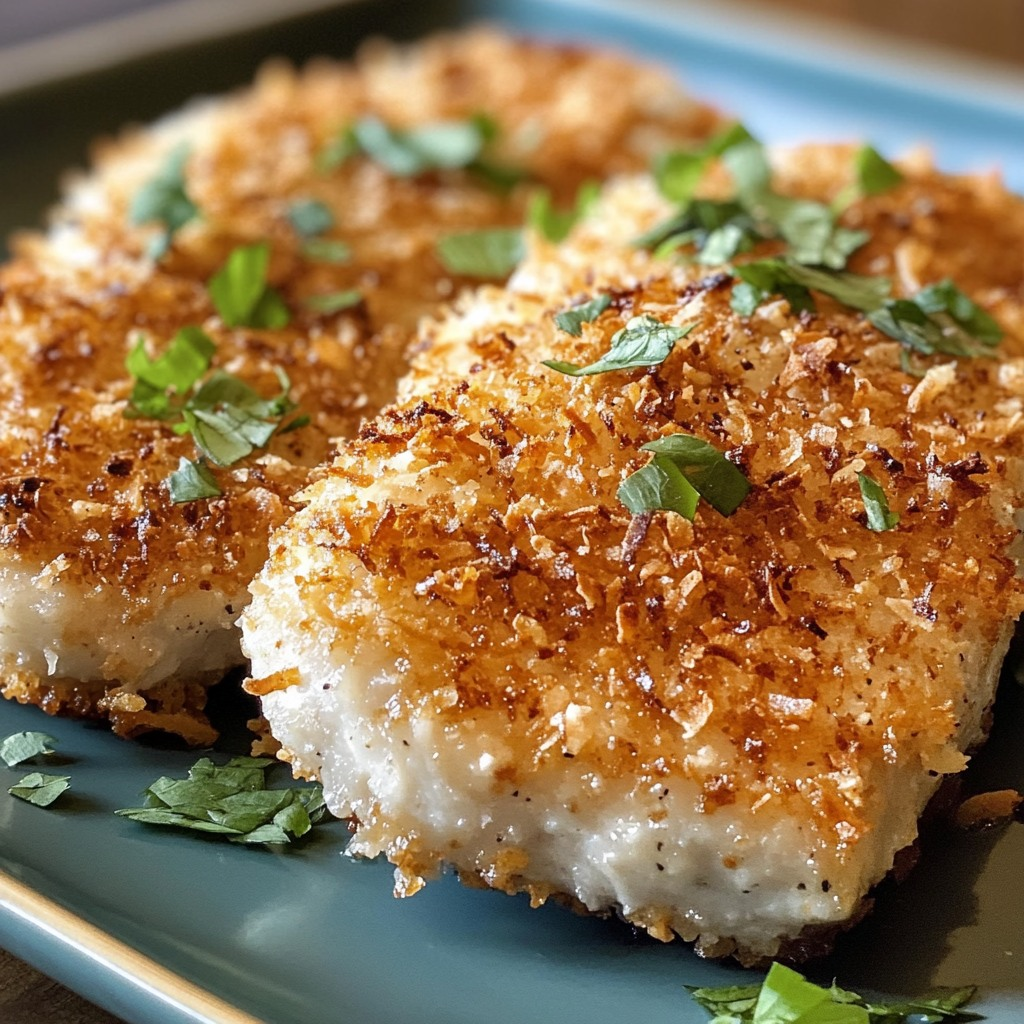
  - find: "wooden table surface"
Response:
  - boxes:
[0,1,1020,1023]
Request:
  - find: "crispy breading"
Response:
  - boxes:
[0,28,723,742]
[242,146,1024,960]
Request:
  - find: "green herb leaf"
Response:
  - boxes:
[436,228,525,278]
[300,238,352,264]
[130,143,198,260]
[124,326,217,421]
[617,453,700,519]
[653,122,756,203]
[304,289,363,314]
[9,772,70,807]
[338,115,490,176]
[528,180,599,243]
[553,293,612,337]
[688,964,981,1024]
[731,259,891,316]
[167,458,221,502]
[287,198,334,238]
[115,755,330,846]
[854,145,904,197]
[858,472,900,532]
[0,732,57,767]
[209,242,291,329]
[543,315,692,376]
[641,435,750,516]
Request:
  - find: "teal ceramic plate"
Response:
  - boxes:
[0,2,1022,1022]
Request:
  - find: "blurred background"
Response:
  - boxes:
[0,0,1022,65]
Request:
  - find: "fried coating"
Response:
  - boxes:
[242,145,1024,960]
[0,28,722,742]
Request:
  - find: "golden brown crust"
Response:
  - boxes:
[0,28,723,741]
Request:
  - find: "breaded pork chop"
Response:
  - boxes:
[0,29,722,743]
[241,146,1024,962]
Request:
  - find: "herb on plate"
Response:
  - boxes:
[304,289,363,314]
[543,314,692,376]
[832,144,904,211]
[208,242,291,329]
[9,772,70,808]
[619,434,750,519]
[115,755,330,845]
[288,198,352,264]
[0,731,58,767]
[130,143,199,260]
[687,961,981,1023]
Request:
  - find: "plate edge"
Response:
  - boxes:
[0,866,264,1024]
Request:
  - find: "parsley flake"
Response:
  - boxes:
[528,181,599,243]
[858,472,900,532]
[436,228,525,278]
[553,293,612,337]
[288,198,334,238]
[115,755,330,845]
[618,434,750,520]
[0,731,57,767]
[209,242,291,329]
[300,238,352,264]
[834,145,905,211]
[168,457,221,502]
[9,772,70,808]
[124,325,216,421]
[687,962,980,1024]
[653,122,755,204]
[130,143,199,260]
[304,289,363,314]
[544,315,692,376]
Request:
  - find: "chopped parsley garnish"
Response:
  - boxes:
[833,145,905,211]
[436,227,526,278]
[527,180,599,243]
[288,198,334,238]
[130,143,199,261]
[321,114,491,177]
[124,326,305,501]
[617,453,699,520]
[543,315,691,376]
[687,962,980,1023]
[654,122,755,204]
[300,237,352,264]
[618,434,750,520]
[858,472,900,532]
[209,242,291,329]
[553,293,612,337]
[0,731,57,767]
[731,259,890,317]
[115,755,330,845]
[304,288,363,313]
[167,457,220,503]
[9,772,70,808]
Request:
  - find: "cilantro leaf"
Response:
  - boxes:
[858,472,900,532]
[130,143,198,260]
[436,228,525,278]
[124,326,217,421]
[732,259,891,316]
[688,963,981,1024]
[115,755,330,846]
[288,198,334,238]
[641,435,750,515]
[209,243,291,329]
[617,453,700,519]
[0,732,57,767]
[527,180,599,243]
[304,289,363,314]
[9,772,70,807]
[553,293,612,337]
[167,458,221,502]
[301,238,352,264]
[618,434,750,520]
[543,315,692,376]
[653,122,755,203]
[834,146,905,211]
